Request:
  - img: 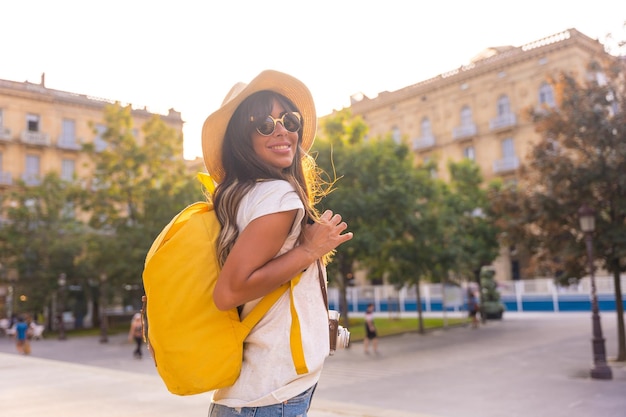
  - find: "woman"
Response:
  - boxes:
[128,313,143,358]
[363,303,378,354]
[202,70,353,416]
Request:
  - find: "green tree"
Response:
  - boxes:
[490,58,626,361]
[314,109,436,327]
[82,103,201,307]
[441,160,500,324]
[394,159,499,330]
[0,173,86,324]
[381,159,440,333]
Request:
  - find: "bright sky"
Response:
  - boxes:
[2,1,624,160]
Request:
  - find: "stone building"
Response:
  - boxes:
[0,74,183,190]
[346,28,610,281]
[0,74,184,318]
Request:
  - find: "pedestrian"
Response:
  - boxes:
[14,315,32,355]
[467,289,480,328]
[363,303,379,355]
[128,313,143,358]
[203,70,353,416]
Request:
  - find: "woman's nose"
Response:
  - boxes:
[274,120,289,135]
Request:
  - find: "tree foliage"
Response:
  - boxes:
[1,103,201,321]
[313,109,427,323]
[0,173,87,319]
[489,57,626,360]
[313,109,500,330]
[82,103,201,295]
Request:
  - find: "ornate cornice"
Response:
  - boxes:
[351,28,606,113]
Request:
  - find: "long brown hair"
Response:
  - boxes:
[213,91,324,267]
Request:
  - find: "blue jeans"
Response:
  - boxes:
[208,384,317,417]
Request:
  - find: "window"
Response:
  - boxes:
[94,124,107,152]
[497,95,511,117]
[0,152,9,185]
[26,114,40,132]
[502,138,515,158]
[61,119,76,145]
[460,106,473,126]
[463,146,475,160]
[24,154,41,185]
[539,82,555,107]
[420,117,432,137]
[61,159,75,181]
[493,138,519,173]
[392,126,401,144]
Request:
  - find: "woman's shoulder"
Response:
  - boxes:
[240,180,302,219]
[245,180,298,202]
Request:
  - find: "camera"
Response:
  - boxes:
[328,310,350,355]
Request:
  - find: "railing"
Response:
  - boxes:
[57,137,83,150]
[493,156,519,173]
[452,123,477,140]
[412,134,436,150]
[328,276,626,314]
[0,127,11,141]
[489,113,517,130]
[0,171,12,185]
[20,130,50,146]
[21,174,41,186]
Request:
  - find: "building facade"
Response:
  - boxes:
[0,74,184,319]
[0,74,183,193]
[347,29,609,281]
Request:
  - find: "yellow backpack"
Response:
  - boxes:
[141,174,308,396]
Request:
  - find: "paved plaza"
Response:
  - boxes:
[1,312,625,417]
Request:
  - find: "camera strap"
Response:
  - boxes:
[316,259,329,309]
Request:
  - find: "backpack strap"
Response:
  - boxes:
[287,277,308,374]
[240,273,308,375]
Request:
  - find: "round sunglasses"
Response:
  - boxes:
[252,112,302,136]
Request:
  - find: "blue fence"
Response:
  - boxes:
[327,276,626,314]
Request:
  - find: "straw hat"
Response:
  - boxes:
[201,70,317,183]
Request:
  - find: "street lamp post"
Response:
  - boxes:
[57,273,67,340]
[578,205,612,380]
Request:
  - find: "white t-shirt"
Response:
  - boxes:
[212,180,329,407]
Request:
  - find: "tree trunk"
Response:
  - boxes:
[338,257,351,328]
[613,269,625,361]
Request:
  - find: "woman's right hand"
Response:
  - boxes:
[302,210,353,259]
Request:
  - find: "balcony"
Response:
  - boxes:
[0,171,12,186]
[489,113,517,131]
[493,156,520,173]
[58,137,83,151]
[412,134,436,150]
[0,127,11,141]
[452,123,477,141]
[21,174,41,186]
[21,130,50,146]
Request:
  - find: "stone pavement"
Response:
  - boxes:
[1,312,625,417]
[0,321,435,417]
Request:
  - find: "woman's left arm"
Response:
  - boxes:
[213,209,351,310]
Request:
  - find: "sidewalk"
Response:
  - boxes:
[0,338,427,417]
[1,312,625,417]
